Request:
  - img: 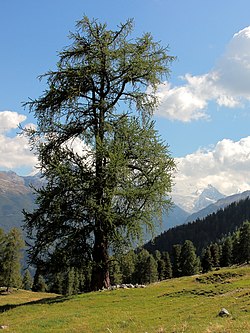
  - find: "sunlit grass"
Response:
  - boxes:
[0,266,250,332]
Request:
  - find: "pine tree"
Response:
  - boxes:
[22,270,33,290]
[220,237,233,267]
[232,232,240,264]
[172,244,182,277]
[238,221,250,264]
[210,243,221,267]
[73,269,80,294]
[157,258,166,281]
[109,258,122,285]
[153,250,165,281]
[154,250,162,262]
[144,254,158,284]
[179,240,199,276]
[162,251,172,279]
[65,268,75,295]
[52,272,64,294]
[134,249,159,284]
[120,251,136,284]
[78,270,86,293]
[0,228,5,281]
[201,247,213,273]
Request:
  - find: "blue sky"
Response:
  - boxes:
[1,0,250,199]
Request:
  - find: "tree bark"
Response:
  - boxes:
[91,230,110,291]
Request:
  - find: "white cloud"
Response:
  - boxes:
[156,81,208,122]
[173,136,250,199]
[0,111,94,175]
[0,111,37,172]
[156,26,250,121]
[0,111,26,133]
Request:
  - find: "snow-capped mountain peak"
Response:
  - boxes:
[172,184,225,213]
[193,185,226,212]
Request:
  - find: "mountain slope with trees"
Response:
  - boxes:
[145,196,250,255]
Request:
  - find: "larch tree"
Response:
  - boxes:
[0,228,24,291]
[23,16,175,291]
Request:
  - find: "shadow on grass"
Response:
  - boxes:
[0,295,70,313]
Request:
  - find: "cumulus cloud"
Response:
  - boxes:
[173,136,250,201]
[0,111,37,172]
[0,110,94,175]
[156,26,250,121]
[0,111,26,133]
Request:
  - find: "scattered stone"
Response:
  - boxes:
[120,284,128,289]
[101,283,147,291]
[218,308,230,317]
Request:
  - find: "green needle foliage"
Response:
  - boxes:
[23,16,175,291]
[0,228,24,291]
[22,269,33,290]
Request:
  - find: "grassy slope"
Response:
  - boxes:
[0,266,250,333]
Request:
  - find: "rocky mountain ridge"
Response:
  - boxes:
[186,189,250,223]
[172,184,226,214]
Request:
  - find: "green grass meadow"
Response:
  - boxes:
[0,266,250,332]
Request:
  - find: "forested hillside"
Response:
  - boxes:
[145,197,250,255]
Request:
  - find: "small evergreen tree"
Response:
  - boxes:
[119,251,136,284]
[238,221,250,264]
[153,250,165,281]
[210,243,221,267]
[109,258,122,285]
[0,228,5,281]
[162,251,172,279]
[179,240,199,276]
[157,258,166,281]
[73,269,80,294]
[232,232,240,264]
[22,270,33,290]
[144,254,158,284]
[154,250,162,262]
[201,247,213,273]
[172,244,182,277]
[220,237,233,267]
[65,268,75,295]
[51,272,64,294]
[78,270,86,293]
[134,249,152,284]
[0,228,24,291]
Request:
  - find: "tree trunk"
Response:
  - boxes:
[91,231,110,291]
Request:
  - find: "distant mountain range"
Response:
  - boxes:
[186,190,250,223]
[0,170,249,239]
[0,171,42,232]
[171,184,226,214]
